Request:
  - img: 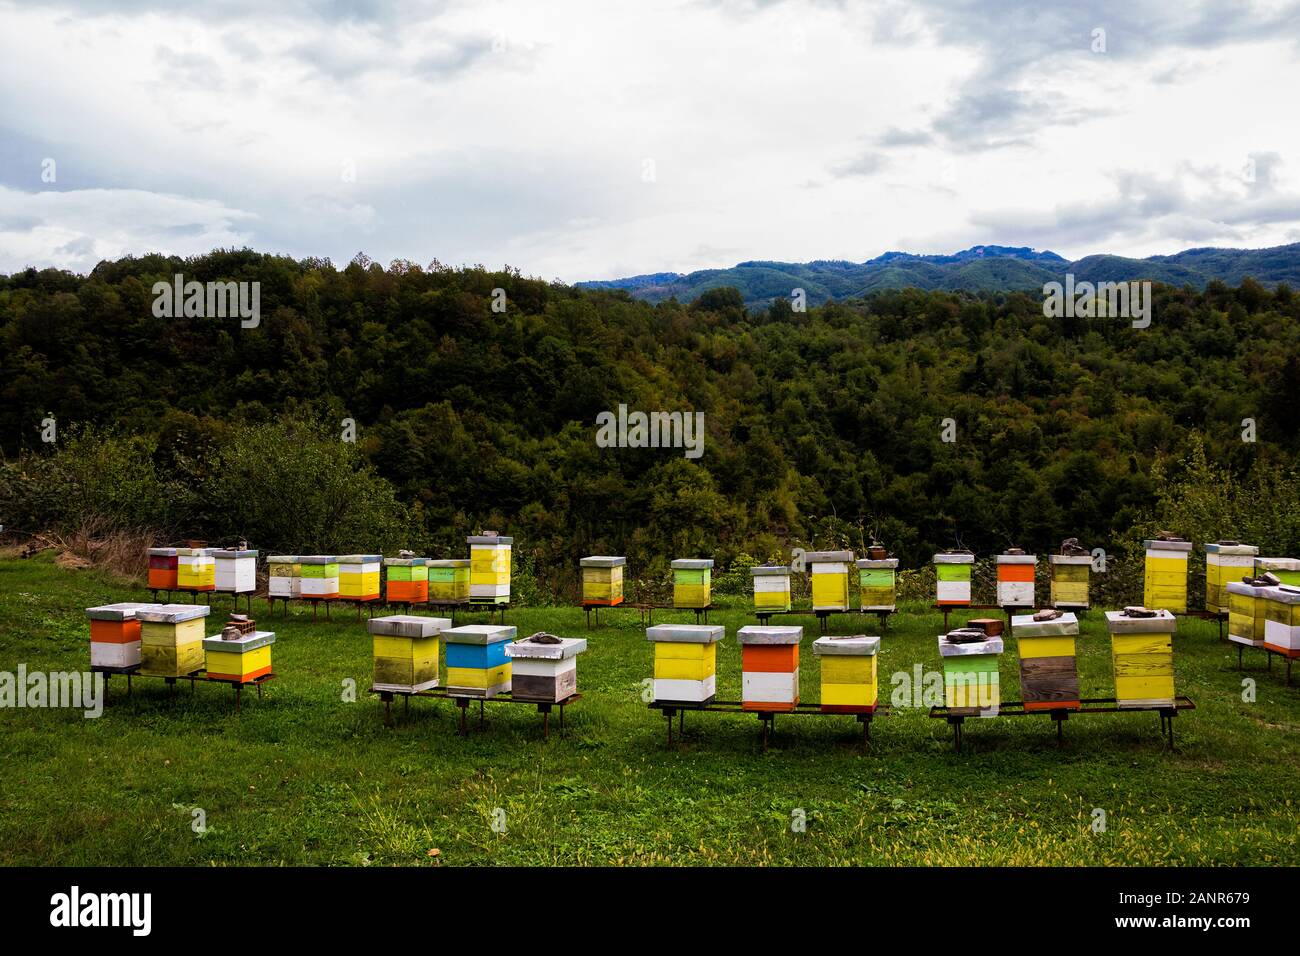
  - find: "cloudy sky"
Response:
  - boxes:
[2,0,1300,280]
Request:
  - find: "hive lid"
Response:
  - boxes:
[1257,557,1300,571]
[175,548,214,558]
[203,630,275,653]
[1049,554,1091,565]
[367,615,450,638]
[267,554,298,563]
[147,548,177,557]
[442,624,517,644]
[467,535,513,545]
[856,558,899,569]
[135,604,212,624]
[211,549,258,558]
[426,559,470,567]
[86,602,155,621]
[996,553,1037,564]
[646,624,724,644]
[1226,580,1271,596]
[938,634,1003,656]
[1011,612,1080,637]
[805,550,854,563]
[505,635,588,660]
[1262,585,1300,605]
[736,625,802,645]
[383,557,427,566]
[299,555,338,564]
[670,558,714,570]
[812,634,880,656]
[750,565,792,577]
[1144,539,1193,552]
[336,554,383,563]
[1104,609,1177,633]
[934,552,975,564]
[1204,542,1258,556]
[580,556,626,568]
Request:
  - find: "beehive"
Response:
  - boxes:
[1226,580,1269,648]
[750,565,792,613]
[1049,554,1091,608]
[1203,543,1257,614]
[646,623,723,705]
[1256,557,1300,587]
[671,559,713,609]
[299,556,340,599]
[1105,610,1176,708]
[427,559,470,602]
[369,615,450,693]
[443,624,516,698]
[1262,585,1300,655]
[147,548,178,590]
[86,602,151,669]
[212,549,257,595]
[1143,539,1191,613]
[806,551,853,612]
[384,557,429,604]
[812,634,879,713]
[737,625,801,712]
[267,555,298,599]
[468,535,512,604]
[338,554,382,601]
[136,605,211,677]
[204,629,275,683]
[939,633,1002,715]
[176,548,216,592]
[506,635,588,703]
[580,556,625,606]
[1011,612,1080,711]
[996,552,1036,608]
[934,552,975,606]
[856,558,898,611]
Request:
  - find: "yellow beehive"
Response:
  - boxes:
[427,559,470,602]
[176,548,216,591]
[1049,553,1091,608]
[580,556,625,605]
[751,565,792,613]
[671,559,713,609]
[468,535,512,604]
[1203,542,1257,614]
[1226,580,1268,648]
[813,635,879,713]
[1143,539,1190,613]
[1105,609,1176,708]
[806,550,853,612]
[136,605,211,677]
[338,554,382,601]
[647,624,724,704]
[369,615,450,693]
[203,629,275,682]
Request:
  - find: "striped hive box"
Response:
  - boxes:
[468,535,512,604]
[147,548,178,590]
[1226,580,1269,648]
[212,549,257,595]
[671,559,713,609]
[580,556,625,606]
[176,548,216,591]
[935,552,975,606]
[1105,610,1176,708]
[939,633,1003,715]
[1262,585,1300,655]
[996,553,1036,608]
[204,630,275,683]
[384,557,429,604]
[1203,543,1257,614]
[806,551,853,612]
[86,602,152,669]
[1256,557,1300,587]
[1143,539,1191,613]
[427,559,470,602]
[267,555,298,599]
[1011,612,1080,712]
[812,634,879,713]
[1049,554,1090,608]
[856,558,898,611]
[299,556,340,599]
[370,615,450,693]
[506,635,588,703]
[338,554,382,601]
[136,604,211,677]
[751,565,792,613]
[647,623,723,705]
[443,624,516,698]
[737,625,801,712]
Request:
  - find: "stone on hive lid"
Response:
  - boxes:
[1105,609,1177,633]
[1011,612,1080,638]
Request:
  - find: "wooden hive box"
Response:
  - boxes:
[856,558,898,611]
[136,604,211,677]
[1226,580,1269,648]
[443,624,517,698]
[671,559,713,609]
[86,602,153,669]
[384,557,429,604]
[338,554,382,601]
[368,615,451,693]
[1048,554,1090,608]
[580,556,625,606]
[204,629,275,683]
[934,552,975,606]
[505,635,588,703]
[467,535,512,604]
[1011,612,1080,711]
[812,634,879,713]
[1261,585,1300,656]
[1203,543,1257,614]
[212,549,258,595]
[806,551,853,612]
[1256,557,1300,588]
[176,548,216,592]
[427,559,470,602]
[737,625,801,712]
[1104,610,1176,708]
[939,633,1003,715]
[147,548,178,590]
[750,565,792,613]
[646,623,724,705]
[996,552,1036,608]
[299,556,340,599]
[267,555,298,599]
[1143,539,1191,613]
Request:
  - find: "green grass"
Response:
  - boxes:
[2,552,1298,866]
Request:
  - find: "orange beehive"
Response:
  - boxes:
[148,548,178,590]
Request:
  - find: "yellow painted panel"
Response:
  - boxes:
[140,641,204,676]
[821,656,877,684]
[1113,652,1174,678]
[654,642,715,662]
[140,619,205,647]
[1115,675,1175,701]
[1018,636,1077,659]
[811,574,848,607]
[446,664,511,688]
[372,635,439,660]
[655,657,716,681]
[674,583,710,608]
[1111,634,1172,656]
[820,682,877,707]
[206,645,271,677]
[1146,556,1189,573]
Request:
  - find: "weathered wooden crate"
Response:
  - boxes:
[505,635,588,703]
[427,559,470,602]
[1143,539,1191,613]
[1227,580,1269,647]
[1011,612,1080,711]
[1203,542,1257,614]
[856,558,898,612]
[368,615,451,693]
[1262,585,1300,654]
[580,556,625,606]
[1049,554,1090,608]
[136,604,211,677]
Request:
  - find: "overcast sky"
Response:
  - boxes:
[3,0,1300,281]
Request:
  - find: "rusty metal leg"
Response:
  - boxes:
[541,705,550,740]
[404,694,409,715]
[458,699,468,736]
[235,684,241,714]
[1238,646,1244,669]
[257,681,262,700]
[383,694,392,728]
[127,673,132,696]
[479,699,485,729]
[761,714,769,752]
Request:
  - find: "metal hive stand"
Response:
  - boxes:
[370,685,579,739]
[648,699,888,752]
[929,695,1196,752]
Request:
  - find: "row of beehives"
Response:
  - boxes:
[87,603,274,682]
